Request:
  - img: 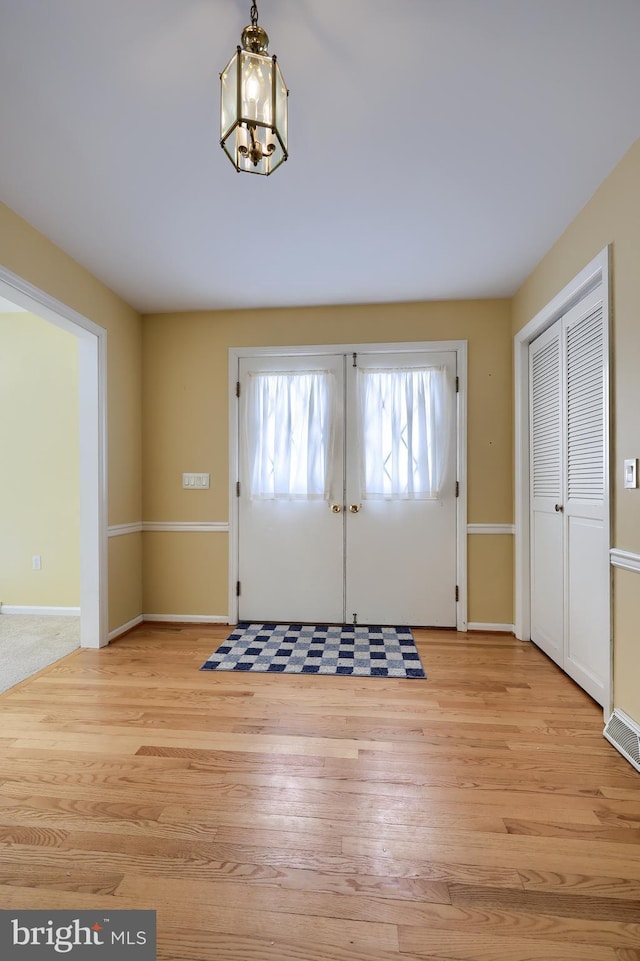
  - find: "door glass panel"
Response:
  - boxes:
[358,366,450,499]
[246,370,335,499]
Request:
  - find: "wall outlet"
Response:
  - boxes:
[32,555,42,570]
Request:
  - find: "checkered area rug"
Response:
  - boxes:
[200,624,426,678]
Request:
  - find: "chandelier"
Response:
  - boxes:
[220,1,289,175]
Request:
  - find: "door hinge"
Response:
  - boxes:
[236,480,241,497]
[236,381,241,398]
[455,585,459,603]
[236,581,241,597]
[456,376,459,393]
[352,352,358,368]
[455,481,459,498]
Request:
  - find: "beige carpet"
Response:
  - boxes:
[0,614,80,694]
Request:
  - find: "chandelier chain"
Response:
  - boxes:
[250,1,259,27]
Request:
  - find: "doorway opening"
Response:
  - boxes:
[229,340,467,630]
[0,266,108,649]
[514,247,611,716]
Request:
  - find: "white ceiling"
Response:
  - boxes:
[1,1,639,314]
[0,295,26,313]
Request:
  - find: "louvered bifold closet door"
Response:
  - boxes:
[529,319,564,667]
[563,286,609,705]
[566,305,604,503]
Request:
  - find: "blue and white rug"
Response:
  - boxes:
[200,623,426,678]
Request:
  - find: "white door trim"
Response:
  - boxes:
[0,266,108,649]
[514,247,611,716]
[229,340,468,631]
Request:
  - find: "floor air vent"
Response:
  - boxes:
[604,709,640,773]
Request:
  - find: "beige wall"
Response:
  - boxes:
[143,533,228,619]
[0,203,143,630]
[1,200,514,629]
[512,137,640,722]
[142,300,514,623]
[0,312,79,606]
[4,132,635,685]
[108,530,143,631]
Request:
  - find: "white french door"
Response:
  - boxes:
[529,284,610,705]
[238,353,345,623]
[236,348,458,626]
[344,352,457,626]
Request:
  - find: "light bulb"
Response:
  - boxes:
[242,58,271,124]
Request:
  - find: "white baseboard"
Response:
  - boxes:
[108,614,144,642]
[0,605,81,616]
[142,522,229,533]
[107,613,228,639]
[467,622,515,633]
[142,614,229,624]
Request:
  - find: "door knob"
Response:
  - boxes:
[555,504,564,512]
[330,503,342,513]
[349,504,361,513]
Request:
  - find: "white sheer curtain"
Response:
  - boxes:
[246,371,335,499]
[358,366,450,499]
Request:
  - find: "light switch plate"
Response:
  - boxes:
[182,472,210,490]
[623,458,638,489]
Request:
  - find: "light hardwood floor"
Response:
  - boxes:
[0,624,639,960]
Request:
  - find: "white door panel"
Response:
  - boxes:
[345,351,457,627]
[530,508,564,666]
[239,498,344,622]
[238,354,344,623]
[566,516,609,703]
[564,290,608,704]
[529,284,609,707]
[345,499,456,626]
[530,319,564,667]
[238,347,458,627]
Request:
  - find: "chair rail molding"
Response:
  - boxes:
[108,522,143,537]
[610,548,640,574]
